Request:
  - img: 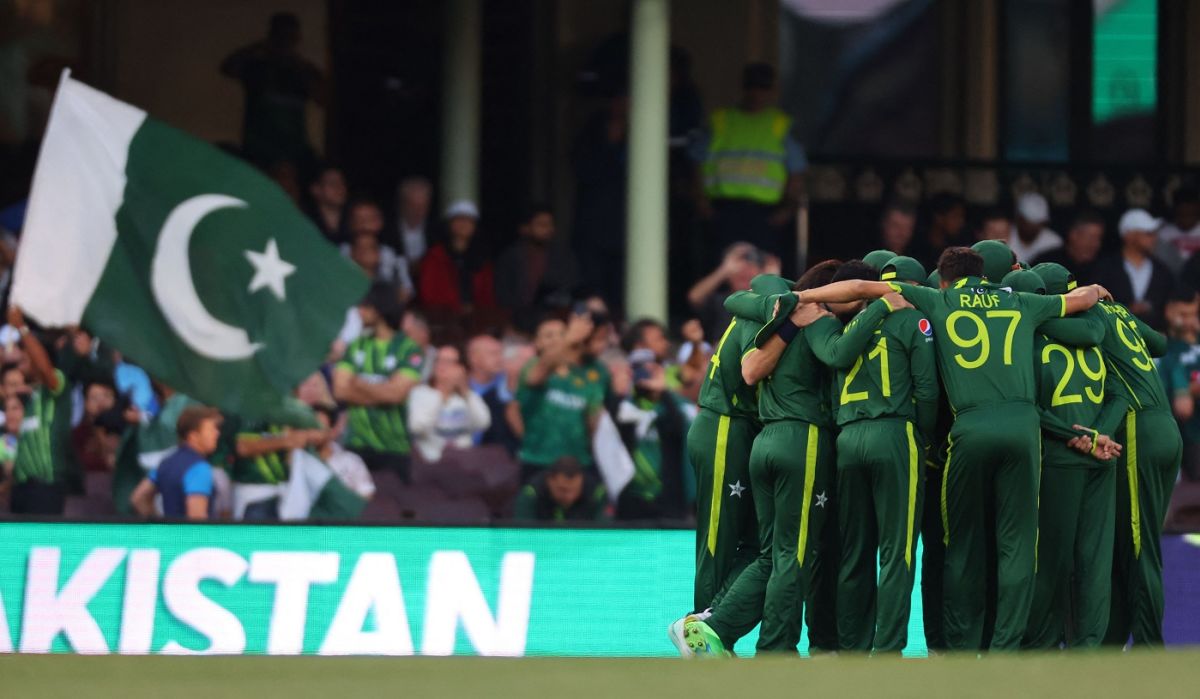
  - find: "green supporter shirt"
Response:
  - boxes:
[696,316,762,421]
[889,277,1067,413]
[755,302,892,426]
[230,398,320,485]
[1162,338,1200,443]
[1034,327,1129,469]
[336,333,425,455]
[516,360,605,467]
[1093,301,1170,413]
[834,308,939,443]
[621,394,697,504]
[13,370,72,485]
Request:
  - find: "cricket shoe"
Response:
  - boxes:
[683,619,730,658]
[669,609,714,657]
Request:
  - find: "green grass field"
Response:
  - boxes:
[4,652,1200,698]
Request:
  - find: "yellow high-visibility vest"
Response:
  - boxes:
[702,107,792,205]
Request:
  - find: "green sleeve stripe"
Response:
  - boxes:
[399,368,422,380]
[1059,295,1067,317]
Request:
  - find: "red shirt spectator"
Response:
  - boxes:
[418,200,497,313]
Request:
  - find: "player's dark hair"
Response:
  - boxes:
[622,318,666,354]
[929,192,965,216]
[176,405,222,442]
[830,260,877,284]
[1070,208,1106,230]
[795,259,843,291]
[937,247,984,284]
[361,282,404,330]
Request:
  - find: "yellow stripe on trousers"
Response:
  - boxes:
[797,424,819,566]
[941,435,954,546]
[1126,411,1141,559]
[707,415,732,556]
[905,422,918,569]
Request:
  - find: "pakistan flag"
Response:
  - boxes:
[12,73,367,417]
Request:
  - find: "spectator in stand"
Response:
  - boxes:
[418,200,497,314]
[334,283,425,481]
[508,313,603,484]
[1031,209,1106,285]
[1008,192,1062,263]
[495,204,579,325]
[229,397,322,520]
[407,346,491,464]
[573,88,629,309]
[1093,209,1173,330]
[687,242,766,341]
[911,193,967,270]
[219,12,324,168]
[305,164,349,244]
[402,309,437,382]
[623,318,702,397]
[341,198,414,301]
[5,307,70,514]
[695,62,806,259]
[513,456,608,521]
[313,406,376,501]
[877,201,918,259]
[1159,286,1200,482]
[466,334,518,453]
[130,405,222,520]
[613,353,695,519]
[1156,186,1200,274]
[975,208,1011,242]
[395,177,434,270]
[0,394,24,506]
[71,379,116,473]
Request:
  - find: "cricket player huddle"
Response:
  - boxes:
[670,239,1181,656]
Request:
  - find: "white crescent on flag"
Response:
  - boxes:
[151,193,262,360]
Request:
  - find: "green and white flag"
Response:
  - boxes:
[12,73,367,417]
[280,449,366,521]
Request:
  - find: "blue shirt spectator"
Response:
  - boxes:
[130,405,222,520]
[115,361,160,418]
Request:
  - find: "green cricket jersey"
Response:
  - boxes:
[1094,301,1170,412]
[1034,330,1127,468]
[516,360,605,467]
[696,316,762,421]
[13,370,72,485]
[230,398,320,484]
[1161,338,1200,442]
[834,308,939,442]
[336,333,426,455]
[758,304,891,426]
[890,277,1067,412]
[623,394,695,503]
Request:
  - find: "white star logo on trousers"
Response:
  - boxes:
[729,481,746,498]
[815,491,828,508]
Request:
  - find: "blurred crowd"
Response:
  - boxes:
[1,12,1198,524]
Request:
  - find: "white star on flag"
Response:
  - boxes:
[244,238,295,301]
[815,491,828,508]
[729,480,746,498]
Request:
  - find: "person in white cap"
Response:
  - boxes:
[1008,192,1063,263]
[416,200,497,313]
[1092,208,1173,330]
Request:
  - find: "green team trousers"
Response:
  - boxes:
[942,404,1041,652]
[1105,408,1182,647]
[705,420,835,652]
[1022,455,1115,649]
[921,455,947,652]
[835,419,924,653]
[688,408,760,615]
